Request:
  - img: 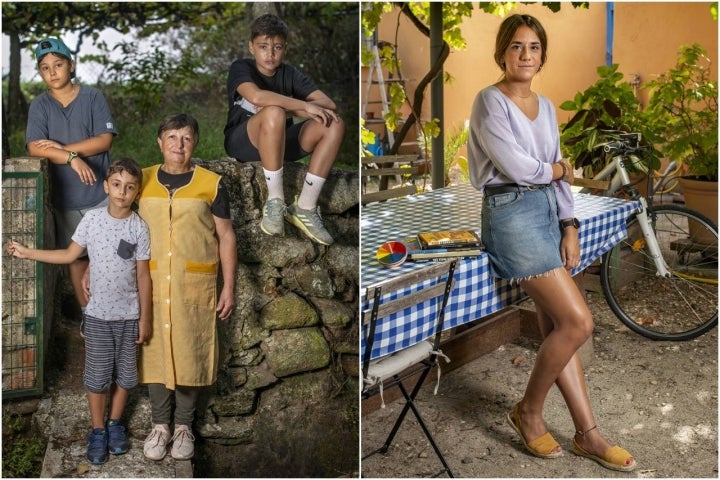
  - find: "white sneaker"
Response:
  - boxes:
[170,424,195,460]
[143,424,171,460]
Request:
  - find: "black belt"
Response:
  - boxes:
[484,183,550,196]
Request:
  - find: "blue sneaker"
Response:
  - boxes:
[106,419,129,455]
[86,428,108,464]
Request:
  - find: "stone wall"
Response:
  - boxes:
[191,158,359,475]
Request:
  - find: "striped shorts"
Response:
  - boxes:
[82,315,139,393]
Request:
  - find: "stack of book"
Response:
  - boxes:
[402,230,483,262]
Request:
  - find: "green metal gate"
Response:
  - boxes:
[2,171,45,398]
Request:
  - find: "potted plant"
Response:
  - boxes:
[643,43,718,231]
[560,64,662,191]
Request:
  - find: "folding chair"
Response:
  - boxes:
[362,259,458,478]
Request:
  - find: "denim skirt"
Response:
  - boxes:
[481,185,563,282]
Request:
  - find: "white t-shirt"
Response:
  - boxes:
[72,208,150,320]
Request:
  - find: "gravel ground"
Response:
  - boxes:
[360,289,718,478]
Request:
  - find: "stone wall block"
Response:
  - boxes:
[262,328,330,378]
[227,366,248,387]
[245,362,279,390]
[308,297,355,328]
[282,263,336,299]
[233,315,269,352]
[238,226,319,267]
[323,243,359,281]
[322,324,358,356]
[198,416,254,445]
[277,370,334,406]
[212,388,257,416]
[282,164,359,214]
[260,292,319,330]
[228,346,263,367]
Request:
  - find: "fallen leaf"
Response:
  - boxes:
[511,355,524,366]
[77,463,90,474]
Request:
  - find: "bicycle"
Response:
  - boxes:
[577,132,718,341]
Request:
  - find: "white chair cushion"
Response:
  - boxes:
[365,340,433,386]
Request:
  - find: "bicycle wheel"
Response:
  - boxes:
[600,204,718,341]
[652,163,682,195]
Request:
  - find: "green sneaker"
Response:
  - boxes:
[260,198,286,236]
[285,199,334,245]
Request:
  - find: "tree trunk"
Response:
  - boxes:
[379,4,450,191]
[7,32,29,148]
[250,2,278,18]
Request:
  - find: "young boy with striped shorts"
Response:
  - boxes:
[8,158,151,464]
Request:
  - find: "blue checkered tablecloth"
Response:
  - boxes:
[361,183,640,360]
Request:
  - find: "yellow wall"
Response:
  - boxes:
[367,2,717,151]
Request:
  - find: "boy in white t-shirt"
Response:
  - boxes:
[8,158,151,465]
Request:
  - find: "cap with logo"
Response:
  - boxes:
[35,38,75,78]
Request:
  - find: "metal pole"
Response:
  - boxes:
[430,2,444,189]
[606,2,614,66]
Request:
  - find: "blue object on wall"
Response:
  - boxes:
[606,2,614,66]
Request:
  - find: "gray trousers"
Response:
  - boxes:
[147,383,200,426]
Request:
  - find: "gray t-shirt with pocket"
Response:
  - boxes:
[72,208,150,321]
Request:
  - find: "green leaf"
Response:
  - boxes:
[559,100,578,111]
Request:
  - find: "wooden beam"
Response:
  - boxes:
[361,155,417,165]
[361,185,417,204]
[573,177,611,191]
[363,166,420,177]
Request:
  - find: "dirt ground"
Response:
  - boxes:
[360,289,718,478]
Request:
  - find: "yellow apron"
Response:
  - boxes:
[138,164,221,389]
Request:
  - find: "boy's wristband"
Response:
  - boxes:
[67,151,78,165]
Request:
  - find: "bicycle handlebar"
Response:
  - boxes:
[602,132,648,155]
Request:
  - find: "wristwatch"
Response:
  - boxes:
[560,218,580,230]
[66,151,78,165]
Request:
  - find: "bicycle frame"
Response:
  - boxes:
[595,134,673,278]
[609,154,671,277]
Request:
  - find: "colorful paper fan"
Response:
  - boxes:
[376,241,408,268]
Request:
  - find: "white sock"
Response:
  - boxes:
[297,173,326,210]
[263,167,284,201]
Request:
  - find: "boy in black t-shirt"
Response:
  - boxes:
[224,14,345,245]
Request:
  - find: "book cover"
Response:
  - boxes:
[402,237,482,261]
[417,230,482,249]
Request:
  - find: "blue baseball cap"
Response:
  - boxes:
[36,38,75,78]
[35,38,73,62]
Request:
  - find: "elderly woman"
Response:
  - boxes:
[138,113,237,461]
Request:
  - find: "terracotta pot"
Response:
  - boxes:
[679,176,718,245]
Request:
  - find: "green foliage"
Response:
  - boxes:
[91,39,206,120]
[559,64,661,178]
[4,3,358,171]
[416,120,470,184]
[407,3,475,50]
[361,2,393,37]
[2,414,45,478]
[643,44,718,181]
[361,1,590,160]
[361,121,378,156]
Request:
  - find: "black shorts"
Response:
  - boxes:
[224,118,312,163]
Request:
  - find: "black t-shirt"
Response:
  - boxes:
[157,169,231,220]
[224,58,318,133]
